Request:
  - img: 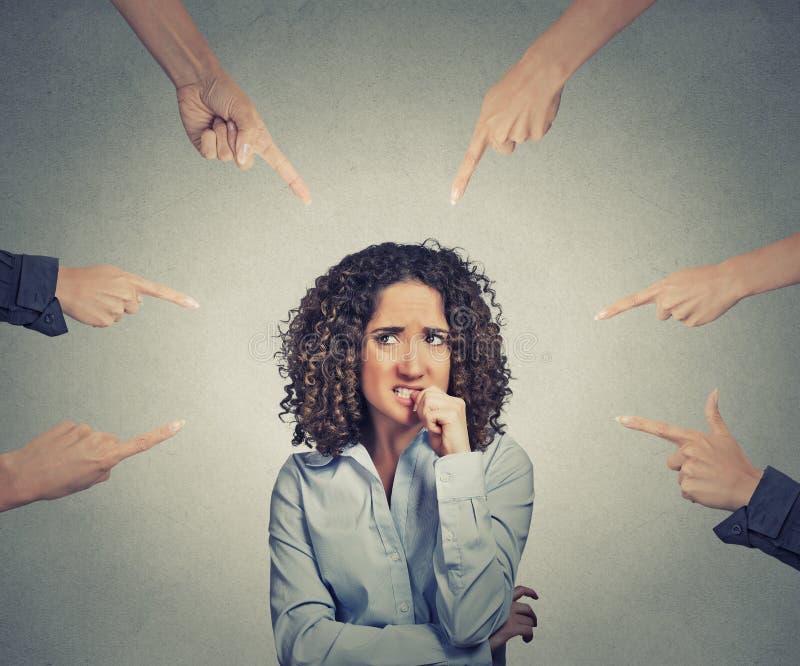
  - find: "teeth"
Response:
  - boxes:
[393,387,413,399]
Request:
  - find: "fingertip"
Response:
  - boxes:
[594,309,609,321]
[236,142,253,169]
[450,185,462,206]
[169,419,186,434]
[182,296,200,309]
[290,178,312,205]
[616,416,632,426]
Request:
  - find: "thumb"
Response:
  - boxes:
[234,124,259,169]
[705,388,731,435]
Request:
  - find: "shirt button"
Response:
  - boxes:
[439,472,452,483]
[45,313,54,324]
[399,602,409,613]
[390,552,400,561]
[731,524,743,535]
[444,530,454,542]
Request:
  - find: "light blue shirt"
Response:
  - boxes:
[269,430,534,666]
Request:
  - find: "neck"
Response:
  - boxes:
[363,417,423,463]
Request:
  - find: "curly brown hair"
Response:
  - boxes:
[277,240,512,456]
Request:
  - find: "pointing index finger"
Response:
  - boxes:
[113,419,186,464]
[451,124,489,205]
[595,283,660,321]
[256,135,311,205]
[132,275,199,309]
[617,415,694,445]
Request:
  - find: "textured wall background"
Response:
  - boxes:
[1,1,798,664]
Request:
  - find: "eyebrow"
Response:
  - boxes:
[369,326,450,335]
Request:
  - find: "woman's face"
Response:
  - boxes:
[361,280,451,434]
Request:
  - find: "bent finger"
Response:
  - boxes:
[513,585,538,601]
[199,128,217,160]
[451,125,489,205]
[213,118,234,162]
[113,419,186,464]
[595,283,660,321]
[131,275,199,309]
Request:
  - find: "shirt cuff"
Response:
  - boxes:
[23,297,68,337]
[434,452,486,500]
[435,625,493,666]
[713,507,751,547]
[747,466,800,538]
[17,254,59,310]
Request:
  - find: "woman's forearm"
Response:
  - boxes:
[526,0,657,84]
[111,0,222,87]
[722,232,800,300]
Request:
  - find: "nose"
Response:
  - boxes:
[397,338,424,379]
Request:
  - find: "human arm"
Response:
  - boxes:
[0,420,184,512]
[0,249,67,336]
[451,0,657,204]
[595,232,800,326]
[110,0,310,202]
[269,459,492,666]
[618,390,800,571]
[432,436,535,647]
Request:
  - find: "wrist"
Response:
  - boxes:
[0,452,31,512]
[519,44,571,90]
[171,53,224,90]
[737,468,764,508]
[716,257,751,302]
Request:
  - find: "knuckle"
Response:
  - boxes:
[75,424,93,437]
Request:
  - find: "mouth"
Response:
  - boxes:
[392,386,423,402]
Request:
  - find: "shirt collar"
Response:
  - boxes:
[302,429,430,468]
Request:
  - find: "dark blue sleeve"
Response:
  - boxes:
[714,466,800,572]
[0,249,68,336]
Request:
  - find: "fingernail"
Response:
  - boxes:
[713,387,719,405]
[183,296,200,309]
[227,121,236,133]
[170,419,186,433]
[237,143,252,165]
[450,187,460,205]
[616,416,631,425]
[594,310,608,321]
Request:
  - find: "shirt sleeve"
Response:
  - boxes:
[269,458,493,666]
[432,434,534,648]
[0,250,67,336]
[713,466,800,571]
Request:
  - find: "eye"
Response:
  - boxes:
[426,333,447,346]
[375,333,399,345]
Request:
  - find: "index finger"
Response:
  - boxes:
[513,585,539,601]
[450,124,489,205]
[617,415,694,445]
[595,283,660,321]
[132,275,199,309]
[256,137,312,205]
[112,419,186,464]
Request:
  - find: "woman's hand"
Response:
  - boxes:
[411,387,471,456]
[450,52,565,205]
[596,263,743,327]
[0,420,185,512]
[489,586,539,655]
[176,72,311,204]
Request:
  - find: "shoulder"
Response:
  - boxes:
[481,431,534,484]
[272,449,339,495]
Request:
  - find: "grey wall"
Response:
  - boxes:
[1,1,798,664]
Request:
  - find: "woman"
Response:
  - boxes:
[270,241,535,665]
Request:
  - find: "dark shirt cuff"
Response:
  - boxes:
[714,507,751,547]
[23,297,68,337]
[18,254,59,310]
[747,466,800,538]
